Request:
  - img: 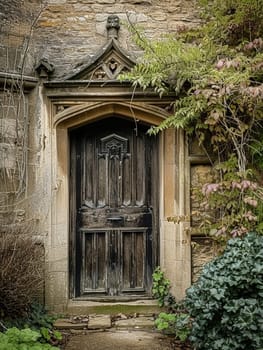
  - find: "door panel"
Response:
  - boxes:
[121,230,146,291]
[70,117,158,298]
[81,231,107,293]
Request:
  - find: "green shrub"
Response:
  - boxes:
[2,303,62,347]
[185,233,263,350]
[4,303,57,330]
[0,327,59,350]
[155,312,190,341]
[152,267,171,307]
[26,303,59,330]
[152,267,191,342]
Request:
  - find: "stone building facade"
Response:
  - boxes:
[0,0,216,312]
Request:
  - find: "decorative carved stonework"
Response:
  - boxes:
[83,51,132,80]
[108,57,118,74]
[106,14,120,40]
[67,49,134,81]
[55,104,73,114]
[93,68,106,80]
[35,58,54,79]
[100,133,129,158]
[57,105,65,113]
[65,21,136,81]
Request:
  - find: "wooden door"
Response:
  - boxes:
[70,117,159,298]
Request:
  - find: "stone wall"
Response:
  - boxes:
[0,0,199,229]
[0,90,27,225]
[1,0,199,77]
[0,0,218,306]
[33,0,199,78]
[191,236,217,282]
[190,164,218,281]
[0,0,42,75]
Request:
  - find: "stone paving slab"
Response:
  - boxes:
[115,316,155,329]
[64,330,174,350]
[88,315,112,329]
[54,319,88,330]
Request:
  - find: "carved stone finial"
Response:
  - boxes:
[106,15,120,40]
[35,58,54,79]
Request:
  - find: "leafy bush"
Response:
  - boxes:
[0,233,44,317]
[152,267,171,307]
[155,312,190,341]
[0,327,59,350]
[185,233,263,350]
[152,268,191,342]
[26,303,59,330]
[2,303,62,347]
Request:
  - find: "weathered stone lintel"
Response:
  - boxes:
[0,72,38,91]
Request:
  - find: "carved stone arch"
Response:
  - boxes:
[47,95,192,308]
[54,101,170,129]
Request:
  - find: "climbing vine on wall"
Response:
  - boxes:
[121,0,263,243]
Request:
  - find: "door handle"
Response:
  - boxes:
[107,216,123,222]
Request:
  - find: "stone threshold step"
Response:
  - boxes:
[54,314,156,331]
[66,299,160,315]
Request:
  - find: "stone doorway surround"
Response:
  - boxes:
[41,17,192,312]
[43,94,191,312]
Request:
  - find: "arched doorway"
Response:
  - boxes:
[69,116,159,298]
[42,19,191,308]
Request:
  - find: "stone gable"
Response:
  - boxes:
[0,0,198,77]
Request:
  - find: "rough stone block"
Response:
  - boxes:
[150,12,167,21]
[0,143,16,169]
[54,319,88,330]
[0,119,19,140]
[88,315,112,329]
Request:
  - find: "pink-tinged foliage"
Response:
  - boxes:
[230,226,248,238]
[202,183,221,196]
[243,197,258,207]
[195,161,262,242]
[242,211,257,222]
[232,180,258,191]
[215,59,241,70]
